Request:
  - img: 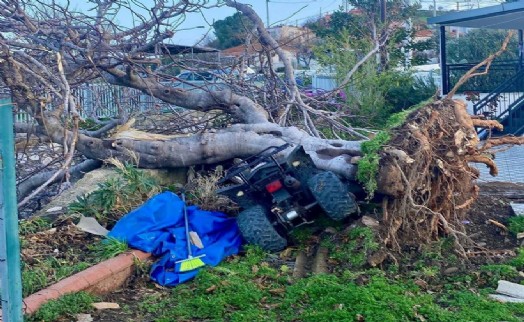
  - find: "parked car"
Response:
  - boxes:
[170,71,226,91]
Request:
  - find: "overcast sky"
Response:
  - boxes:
[168,0,505,46]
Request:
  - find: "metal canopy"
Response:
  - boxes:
[428,1,524,29]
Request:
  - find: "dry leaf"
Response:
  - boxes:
[205,285,217,293]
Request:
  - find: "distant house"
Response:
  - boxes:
[267,25,315,47]
[414,29,433,42]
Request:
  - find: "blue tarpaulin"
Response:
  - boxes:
[108,191,242,286]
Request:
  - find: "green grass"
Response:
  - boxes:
[122,236,524,322]
[132,259,524,322]
[328,227,379,269]
[22,259,91,297]
[508,216,524,235]
[33,237,524,322]
[27,292,97,322]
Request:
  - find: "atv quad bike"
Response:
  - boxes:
[217,143,359,251]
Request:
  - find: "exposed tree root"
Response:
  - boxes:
[377,98,519,256]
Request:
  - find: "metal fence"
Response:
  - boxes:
[4,84,175,123]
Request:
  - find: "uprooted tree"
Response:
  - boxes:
[1,0,523,256]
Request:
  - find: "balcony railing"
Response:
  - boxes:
[445,59,524,94]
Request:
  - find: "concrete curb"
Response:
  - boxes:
[22,249,151,316]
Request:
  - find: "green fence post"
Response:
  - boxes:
[0,98,23,322]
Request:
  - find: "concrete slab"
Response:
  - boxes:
[489,294,524,303]
[495,280,524,299]
[511,202,524,216]
[472,145,524,184]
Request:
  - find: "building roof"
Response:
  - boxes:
[427,1,524,29]
[415,29,433,38]
[221,42,298,57]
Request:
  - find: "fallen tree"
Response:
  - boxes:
[1,0,522,255]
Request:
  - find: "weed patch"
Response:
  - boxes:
[27,292,96,322]
[68,162,161,225]
[88,237,129,260]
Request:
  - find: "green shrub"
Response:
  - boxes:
[508,216,524,235]
[356,131,390,197]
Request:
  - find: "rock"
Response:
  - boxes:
[414,279,428,289]
[367,249,387,267]
[34,167,188,220]
[92,302,120,310]
[350,156,361,164]
[42,156,53,166]
[76,314,94,322]
[49,142,62,150]
[477,242,487,247]
[46,206,63,213]
[324,227,338,234]
[443,267,459,275]
[361,215,380,228]
[29,154,40,161]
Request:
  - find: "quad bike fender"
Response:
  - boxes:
[216,184,257,209]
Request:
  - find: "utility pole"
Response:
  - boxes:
[433,0,437,17]
[0,98,23,322]
[380,0,386,24]
[266,0,270,28]
[379,0,387,71]
[455,2,460,39]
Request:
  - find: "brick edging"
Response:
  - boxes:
[22,249,151,315]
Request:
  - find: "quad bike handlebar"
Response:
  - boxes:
[218,143,291,184]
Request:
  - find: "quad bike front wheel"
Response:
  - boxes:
[308,171,358,221]
[236,205,288,252]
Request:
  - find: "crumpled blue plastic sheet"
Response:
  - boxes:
[108,191,242,286]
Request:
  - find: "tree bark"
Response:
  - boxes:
[17,159,102,200]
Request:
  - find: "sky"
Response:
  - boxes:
[171,0,506,46]
[172,0,345,46]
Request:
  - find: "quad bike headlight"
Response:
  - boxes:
[292,160,301,167]
[284,210,299,220]
[236,190,244,197]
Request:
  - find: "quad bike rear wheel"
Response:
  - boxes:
[236,205,288,252]
[308,171,358,221]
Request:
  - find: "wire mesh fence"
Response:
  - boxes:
[1,83,177,123]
